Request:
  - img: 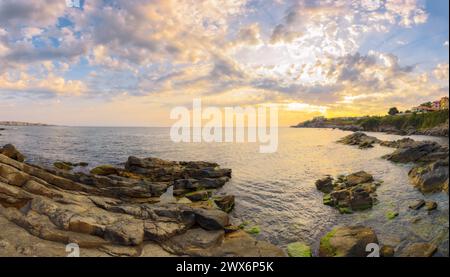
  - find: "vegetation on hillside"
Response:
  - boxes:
[356,110,449,131]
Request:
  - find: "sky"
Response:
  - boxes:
[0,0,448,126]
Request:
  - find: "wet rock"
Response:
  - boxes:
[425,201,437,211]
[346,171,374,186]
[319,226,378,257]
[380,245,395,257]
[315,176,334,193]
[0,144,25,162]
[316,172,378,213]
[90,165,120,176]
[398,243,437,257]
[54,162,73,171]
[383,141,443,164]
[214,195,235,213]
[185,190,210,202]
[287,242,312,257]
[192,208,229,230]
[380,138,415,148]
[408,158,449,193]
[409,199,426,210]
[337,132,380,149]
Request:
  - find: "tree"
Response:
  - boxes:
[388,107,399,116]
[420,102,432,108]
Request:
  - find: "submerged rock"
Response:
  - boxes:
[319,226,378,257]
[425,201,438,211]
[90,165,120,176]
[409,199,426,210]
[398,243,437,257]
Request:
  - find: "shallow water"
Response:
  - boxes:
[1,127,448,256]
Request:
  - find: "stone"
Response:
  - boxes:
[398,243,437,257]
[213,195,235,213]
[319,226,378,257]
[409,199,425,210]
[212,230,285,257]
[384,141,442,164]
[380,245,395,257]
[315,176,334,193]
[90,165,120,176]
[337,133,380,148]
[346,171,374,186]
[386,211,399,220]
[0,144,25,162]
[287,242,312,257]
[54,162,73,171]
[185,190,210,202]
[104,219,144,246]
[192,208,230,230]
[162,228,224,256]
[408,159,449,193]
[425,201,437,211]
[144,220,191,242]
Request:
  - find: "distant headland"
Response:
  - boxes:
[0,121,53,127]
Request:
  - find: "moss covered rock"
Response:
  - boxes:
[287,242,312,257]
[90,165,120,176]
[54,161,73,171]
[319,226,378,257]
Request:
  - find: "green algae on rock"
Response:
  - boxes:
[287,242,312,257]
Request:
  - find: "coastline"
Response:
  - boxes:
[0,127,448,255]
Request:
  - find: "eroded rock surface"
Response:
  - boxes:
[0,145,282,257]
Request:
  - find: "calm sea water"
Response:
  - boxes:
[1,127,448,256]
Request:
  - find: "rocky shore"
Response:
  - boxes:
[0,144,284,257]
[338,132,449,194]
[313,132,449,257]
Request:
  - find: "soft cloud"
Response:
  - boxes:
[434,63,449,81]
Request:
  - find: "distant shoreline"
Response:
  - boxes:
[0,121,54,127]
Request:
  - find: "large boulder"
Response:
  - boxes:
[319,226,378,257]
[192,208,230,230]
[408,158,449,193]
[0,144,25,162]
